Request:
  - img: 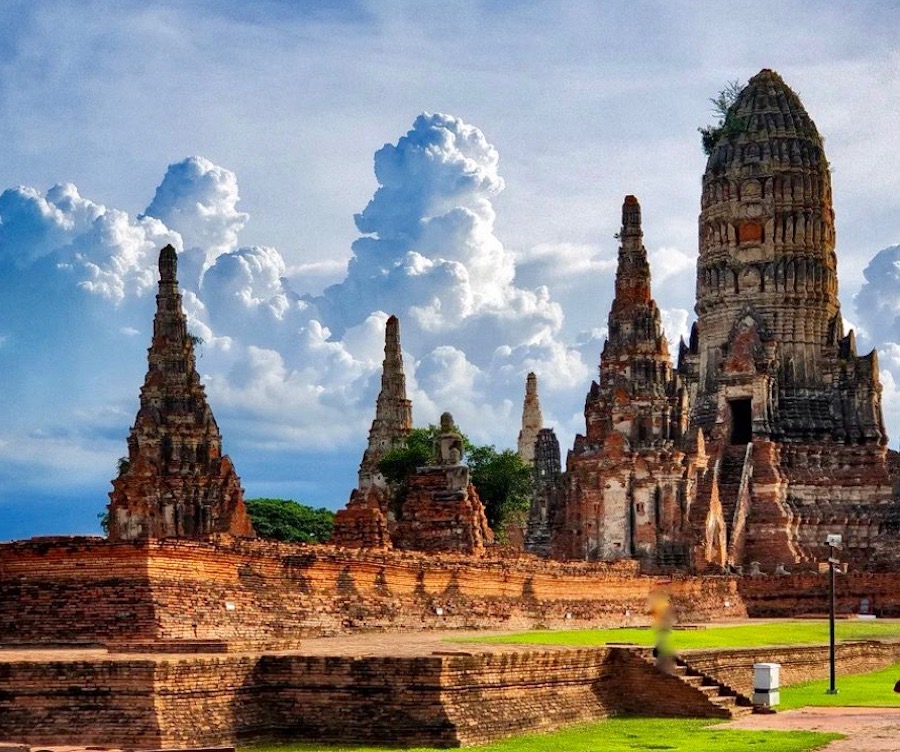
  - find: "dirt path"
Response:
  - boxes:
[725,707,900,751]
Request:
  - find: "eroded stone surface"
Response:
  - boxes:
[107,245,254,540]
[552,71,900,571]
[552,196,705,567]
[357,314,413,490]
[517,372,543,463]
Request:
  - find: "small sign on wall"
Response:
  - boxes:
[225,601,236,611]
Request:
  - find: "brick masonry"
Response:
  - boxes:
[0,648,718,747]
[0,537,751,645]
[2,641,897,747]
[684,641,900,697]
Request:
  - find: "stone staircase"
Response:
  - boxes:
[668,655,755,717]
[637,651,756,718]
[718,444,751,532]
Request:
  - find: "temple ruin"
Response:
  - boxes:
[552,195,707,566]
[107,244,255,540]
[357,314,414,490]
[331,318,492,553]
[550,70,900,571]
[2,66,900,751]
[517,372,543,463]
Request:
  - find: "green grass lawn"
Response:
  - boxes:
[779,661,900,709]
[460,619,900,651]
[242,718,839,752]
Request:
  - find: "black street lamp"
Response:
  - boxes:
[825,533,842,695]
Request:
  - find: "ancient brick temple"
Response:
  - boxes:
[107,245,255,540]
[677,69,895,569]
[550,70,900,571]
[357,315,413,490]
[332,316,491,553]
[517,372,543,463]
[525,427,563,556]
[552,196,707,565]
[331,315,412,549]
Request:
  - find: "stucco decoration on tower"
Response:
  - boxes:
[517,372,544,464]
[677,69,895,569]
[550,71,899,572]
[107,245,255,540]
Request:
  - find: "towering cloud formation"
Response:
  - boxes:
[0,114,708,535]
[143,156,248,263]
[855,244,900,440]
[315,113,563,354]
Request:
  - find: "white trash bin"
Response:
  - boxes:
[753,662,780,707]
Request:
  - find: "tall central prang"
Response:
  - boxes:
[550,70,899,571]
[684,69,884,447]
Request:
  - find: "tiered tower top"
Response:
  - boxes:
[697,69,840,381]
[517,372,544,464]
[108,245,254,539]
[582,196,675,447]
[358,315,413,489]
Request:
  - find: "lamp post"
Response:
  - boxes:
[825,533,842,695]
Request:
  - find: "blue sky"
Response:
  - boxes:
[1,1,898,539]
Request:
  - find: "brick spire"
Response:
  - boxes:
[517,372,544,464]
[107,245,255,540]
[585,196,674,446]
[358,315,413,489]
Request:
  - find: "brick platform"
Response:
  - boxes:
[0,537,749,645]
[1,636,897,748]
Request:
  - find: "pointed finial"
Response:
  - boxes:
[621,195,642,238]
[159,244,178,283]
[385,314,401,356]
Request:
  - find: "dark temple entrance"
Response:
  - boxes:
[729,398,752,444]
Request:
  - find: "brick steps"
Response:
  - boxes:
[639,653,755,718]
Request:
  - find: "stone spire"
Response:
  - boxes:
[585,195,674,447]
[107,245,255,540]
[517,372,544,463]
[689,68,884,445]
[358,315,413,489]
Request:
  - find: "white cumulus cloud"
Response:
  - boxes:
[142,156,248,264]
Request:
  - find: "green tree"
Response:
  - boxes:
[379,428,532,536]
[245,498,335,543]
[378,427,439,486]
[698,79,745,155]
[467,445,533,532]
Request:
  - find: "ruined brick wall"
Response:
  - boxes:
[685,641,900,697]
[0,647,751,747]
[0,537,747,645]
[0,659,162,746]
[600,650,732,719]
[0,538,156,644]
[739,572,900,617]
[144,539,747,640]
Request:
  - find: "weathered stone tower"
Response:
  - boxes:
[107,245,255,540]
[358,315,413,490]
[525,427,562,556]
[685,68,884,446]
[553,197,704,562]
[517,372,543,464]
[678,69,896,568]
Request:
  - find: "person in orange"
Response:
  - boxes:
[649,583,674,671]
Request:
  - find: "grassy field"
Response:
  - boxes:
[242,718,839,752]
[461,619,900,650]
[779,661,900,709]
